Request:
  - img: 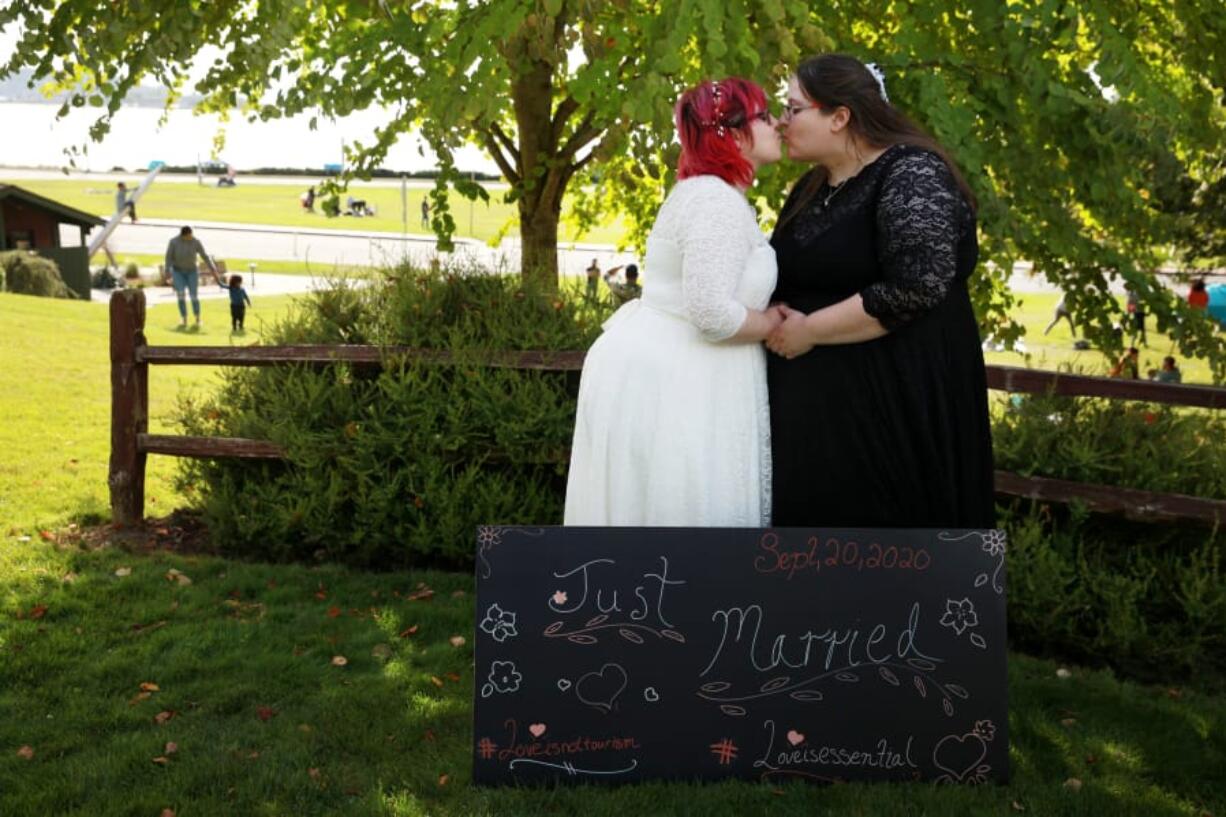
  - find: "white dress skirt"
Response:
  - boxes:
[564,175,777,526]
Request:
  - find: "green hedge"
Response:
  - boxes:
[0,251,74,298]
[176,269,1225,681]
[994,393,1225,681]
[174,264,611,569]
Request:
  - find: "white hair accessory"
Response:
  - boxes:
[865,62,889,103]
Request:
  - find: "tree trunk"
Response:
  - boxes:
[519,201,561,291]
[510,49,565,292]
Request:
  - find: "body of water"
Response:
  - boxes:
[0,102,497,174]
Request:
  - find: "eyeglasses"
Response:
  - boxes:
[780,101,822,122]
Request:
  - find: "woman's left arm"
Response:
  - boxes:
[767,152,964,358]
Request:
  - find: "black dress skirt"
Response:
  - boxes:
[767,144,995,528]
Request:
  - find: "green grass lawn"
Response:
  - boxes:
[0,290,303,536]
[2,291,1223,815]
[2,543,1223,816]
[0,176,629,246]
[983,291,1219,385]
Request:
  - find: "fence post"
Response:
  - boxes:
[109,289,148,526]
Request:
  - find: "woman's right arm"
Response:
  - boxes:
[679,184,779,343]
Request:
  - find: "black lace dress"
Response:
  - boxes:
[768,144,995,528]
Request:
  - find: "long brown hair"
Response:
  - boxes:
[778,54,976,229]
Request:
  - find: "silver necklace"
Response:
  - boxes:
[822,179,849,207]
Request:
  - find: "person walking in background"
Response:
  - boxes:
[218,273,253,333]
[300,186,316,212]
[115,181,137,223]
[165,225,219,330]
[1043,296,1076,337]
[420,197,430,227]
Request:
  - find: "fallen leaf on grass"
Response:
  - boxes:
[257,707,277,722]
[430,676,444,688]
[398,625,419,639]
[129,691,152,705]
[449,636,466,647]
[151,756,171,765]
[445,672,461,682]
[140,682,160,692]
[407,588,435,602]
[1166,688,1183,700]
[423,729,436,742]
[327,605,342,618]
[314,585,328,601]
[154,710,176,725]
[1063,777,1083,792]
[165,569,192,586]
[1085,754,1097,765]
[1060,718,1077,727]
[1056,668,1071,679]
[165,742,178,755]
[115,567,132,577]
[160,810,175,817]
[1011,801,1025,812]
[29,604,47,620]
[331,655,348,667]
[298,724,313,733]
[438,774,449,786]
[39,530,55,542]
[17,745,34,760]
[61,572,77,584]
[131,620,168,634]
[308,767,321,780]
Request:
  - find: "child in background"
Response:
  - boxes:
[219,274,253,333]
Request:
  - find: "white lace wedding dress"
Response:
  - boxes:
[564,175,777,526]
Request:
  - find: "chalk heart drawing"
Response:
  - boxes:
[786,730,805,747]
[576,663,628,713]
[644,687,660,703]
[933,733,988,782]
[551,590,568,605]
[557,679,572,692]
[529,723,548,738]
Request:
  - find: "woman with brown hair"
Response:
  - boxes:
[765,54,995,529]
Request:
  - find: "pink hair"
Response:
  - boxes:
[675,78,770,188]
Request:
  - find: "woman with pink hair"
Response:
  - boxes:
[565,78,783,526]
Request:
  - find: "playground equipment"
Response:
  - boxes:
[87,161,164,266]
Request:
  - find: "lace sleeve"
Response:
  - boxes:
[862,151,965,331]
[677,181,751,341]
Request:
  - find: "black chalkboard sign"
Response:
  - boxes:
[473,527,1008,786]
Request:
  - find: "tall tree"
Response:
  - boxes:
[3,1,1224,377]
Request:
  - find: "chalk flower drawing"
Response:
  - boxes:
[940,597,979,636]
[973,719,996,741]
[479,604,519,642]
[477,526,503,548]
[979,530,1007,558]
[488,661,523,694]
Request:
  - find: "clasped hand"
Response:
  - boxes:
[764,304,813,359]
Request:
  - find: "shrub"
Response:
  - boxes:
[995,392,1225,681]
[91,267,120,289]
[174,263,612,569]
[0,251,74,298]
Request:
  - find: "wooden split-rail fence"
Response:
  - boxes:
[108,289,1226,528]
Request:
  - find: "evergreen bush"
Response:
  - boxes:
[175,262,612,570]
